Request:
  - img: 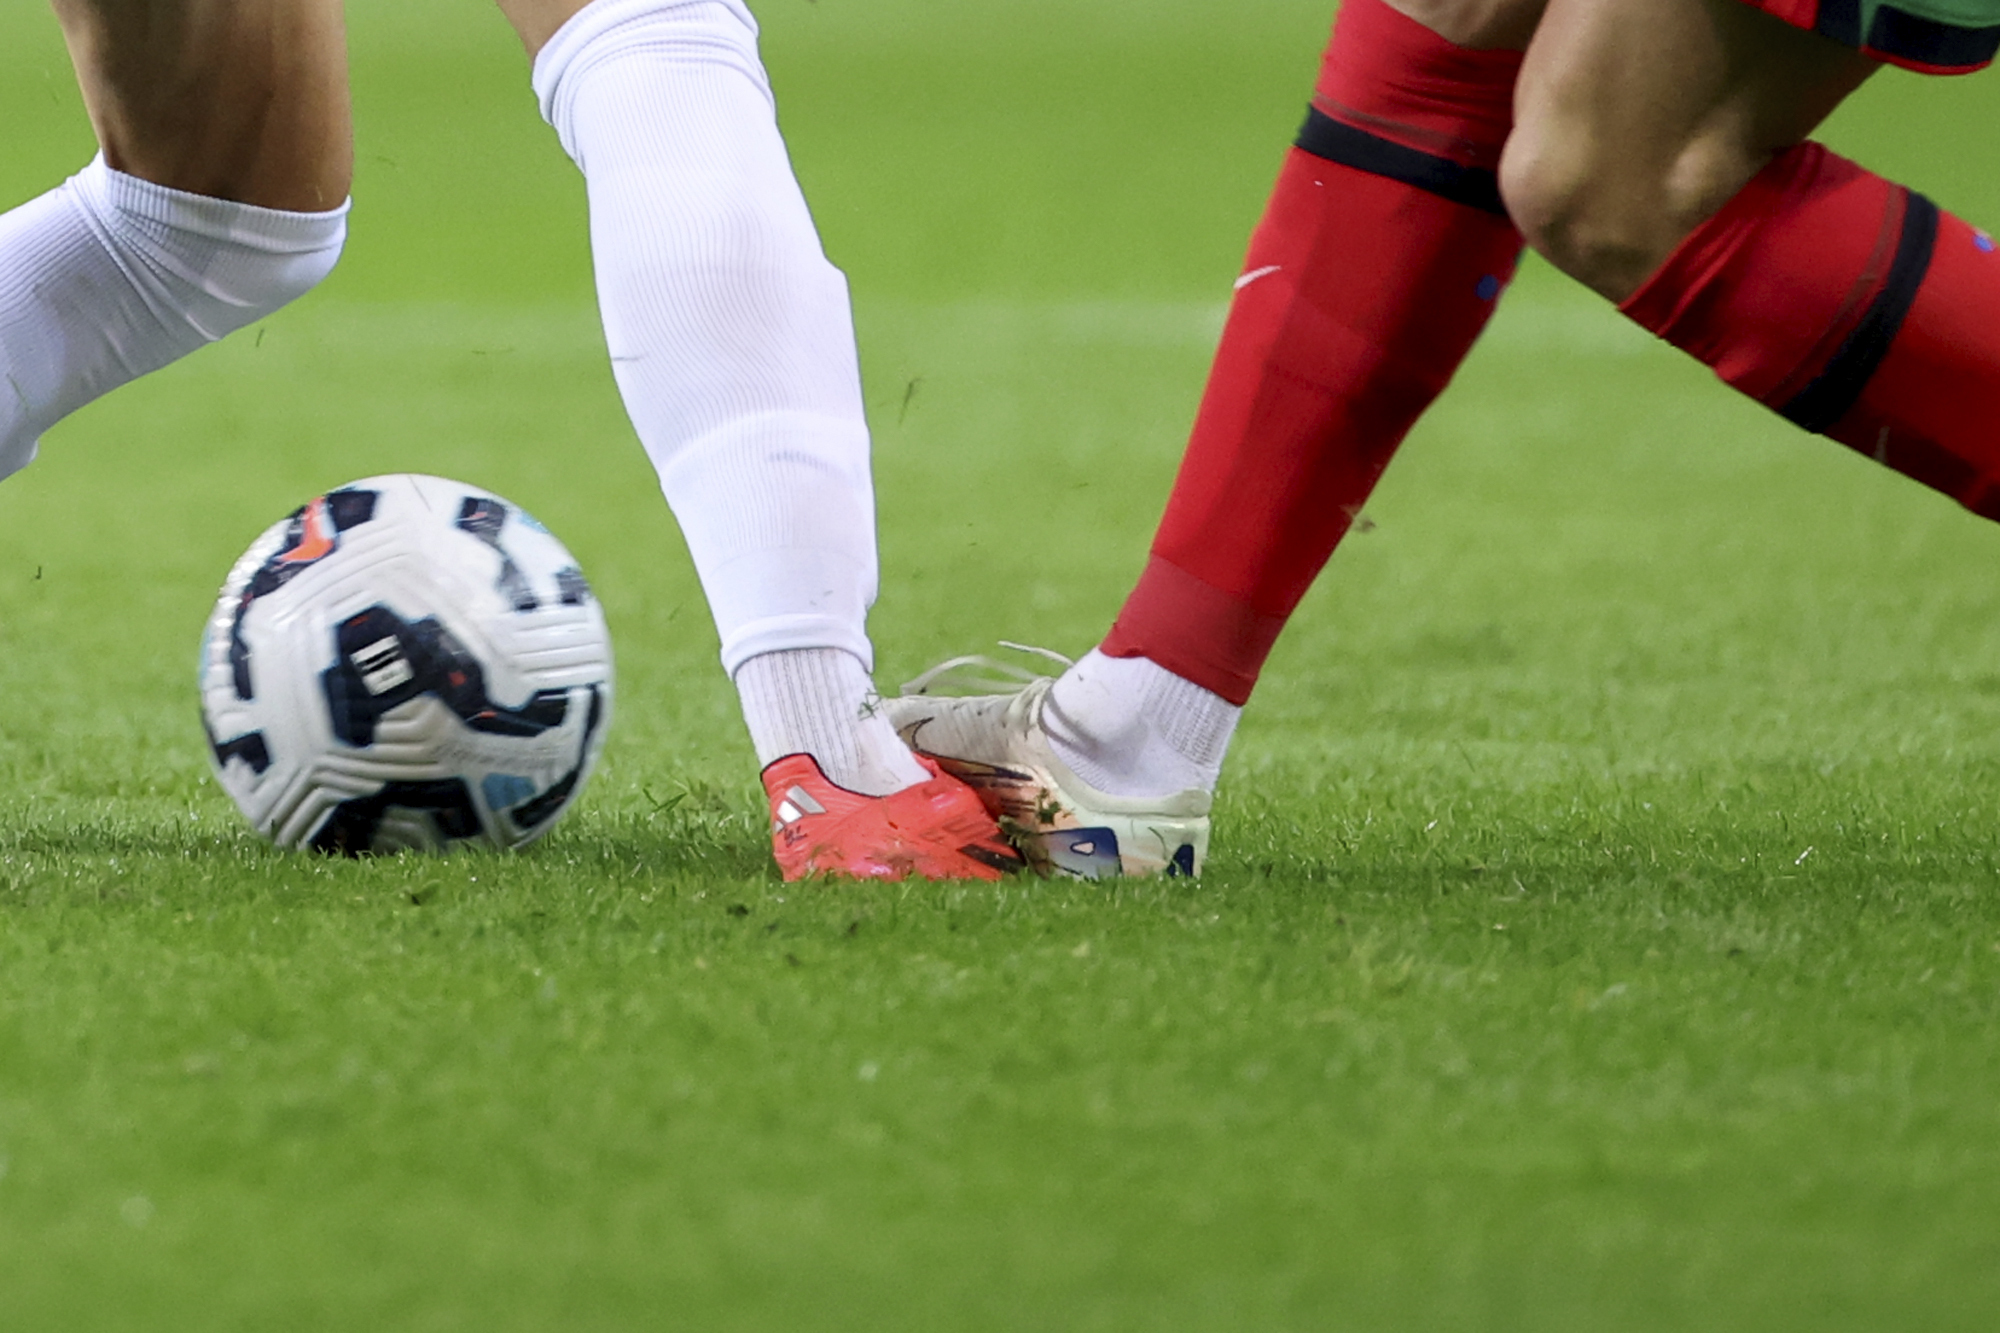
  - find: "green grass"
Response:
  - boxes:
[4,2,2000,1328]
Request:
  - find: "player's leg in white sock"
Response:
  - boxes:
[1043,649,1241,799]
[521,0,926,795]
[0,162,349,480]
[0,2,353,478]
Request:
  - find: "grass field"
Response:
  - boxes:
[4,2,2000,1328]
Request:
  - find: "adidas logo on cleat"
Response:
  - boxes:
[773,784,827,831]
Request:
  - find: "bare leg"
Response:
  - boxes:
[1502,0,1876,301]
[51,0,352,210]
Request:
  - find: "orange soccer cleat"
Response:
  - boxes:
[762,753,1024,882]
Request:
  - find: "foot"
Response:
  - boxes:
[883,674,1210,878]
[762,753,1023,882]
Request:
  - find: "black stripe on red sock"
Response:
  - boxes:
[1780,190,1939,433]
[1294,106,1506,217]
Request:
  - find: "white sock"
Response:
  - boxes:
[0,155,348,480]
[735,648,929,795]
[1043,649,1241,798]
[533,0,882,678]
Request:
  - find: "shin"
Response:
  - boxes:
[528,0,922,793]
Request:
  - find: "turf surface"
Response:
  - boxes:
[3,2,2000,1328]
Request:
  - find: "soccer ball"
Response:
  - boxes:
[199,474,614,853]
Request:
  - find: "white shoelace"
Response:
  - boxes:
[900,641,1075,697]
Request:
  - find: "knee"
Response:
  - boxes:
[1498,118,1658,302]
[1499,108,1763,303]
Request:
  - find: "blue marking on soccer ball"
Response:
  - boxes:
[482,773,539,811]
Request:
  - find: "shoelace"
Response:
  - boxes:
[900,641,1074,697]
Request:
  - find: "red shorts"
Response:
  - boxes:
[1743,0,2000,73]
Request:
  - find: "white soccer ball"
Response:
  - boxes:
[199,474,614,853]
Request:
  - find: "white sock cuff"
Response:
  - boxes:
[532,0,765,146]
[69,155,348,340]
[74,155,351,254]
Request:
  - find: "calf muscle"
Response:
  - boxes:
[52,0,352,210]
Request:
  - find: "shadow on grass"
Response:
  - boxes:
[0,780,775,889]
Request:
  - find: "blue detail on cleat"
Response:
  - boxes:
[1041,827,1123,879]
[1167,844,1196,877]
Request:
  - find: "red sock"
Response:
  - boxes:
[1622,142,2000,516]
[1099,0,1524,705]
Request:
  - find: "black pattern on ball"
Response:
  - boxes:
[320,604,573,748]
[228,488,379,700]
[455,497,539,612]
[554,566,592,607]
[505,685,606,831]
[308,779,483,856]
[205,722,271,775]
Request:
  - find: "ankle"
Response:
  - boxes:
[1043,650,1240,799]
[734,648,928,796]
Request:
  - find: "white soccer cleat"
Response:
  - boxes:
[882,653,1210,878]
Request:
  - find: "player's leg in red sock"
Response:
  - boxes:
[1623,146,2000,516]
[1095,0,1529,707]
[1505,0,2000,514]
